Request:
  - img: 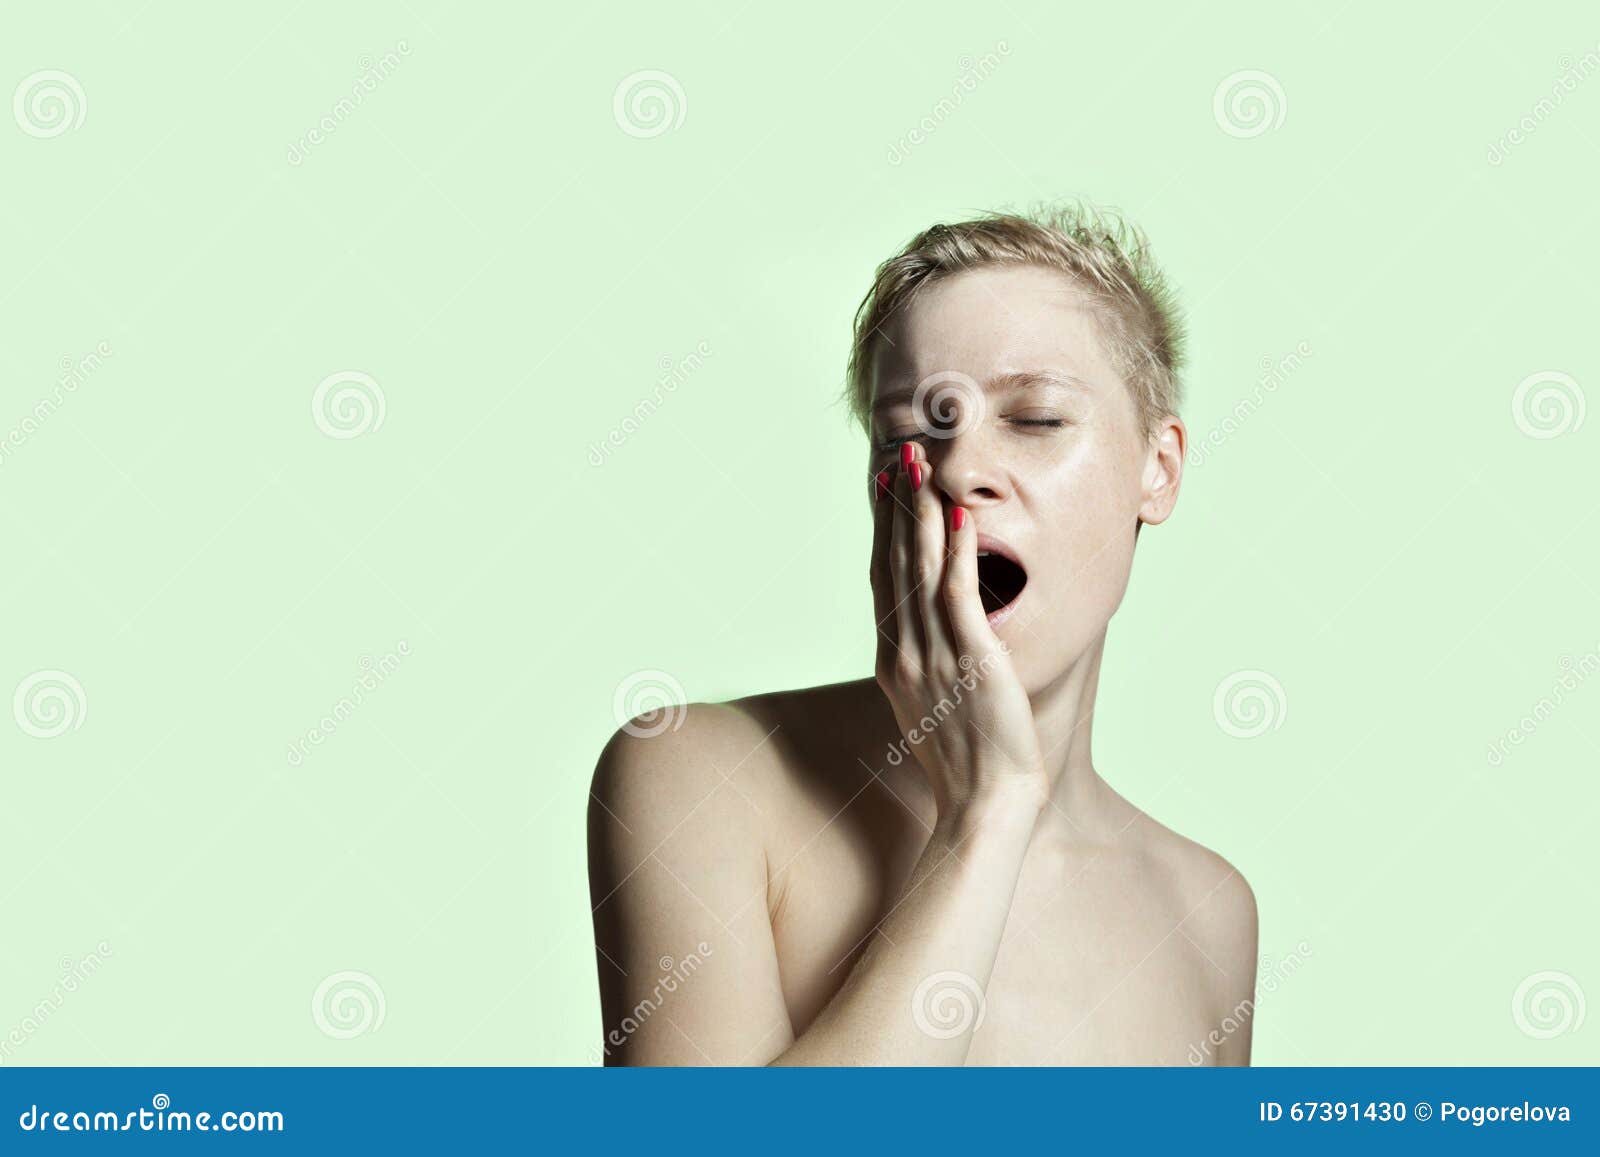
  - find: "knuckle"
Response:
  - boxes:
[891,654,921,685]
[943,575,975,604]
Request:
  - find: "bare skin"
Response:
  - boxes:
[588,265,1258,1065]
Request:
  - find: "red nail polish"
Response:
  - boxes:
[875,470,891,497]
[952,506,966,531]
[910,462,923,491]
[900,443,916,467]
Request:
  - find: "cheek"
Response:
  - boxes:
[1032,445,1141,543]
[1045,518,1136,612]
[1029,457,1141,616]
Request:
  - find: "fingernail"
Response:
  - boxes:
[899,442,916,468]
[910,462,923,491]
[952,506,966,531]
[874,470,891,498]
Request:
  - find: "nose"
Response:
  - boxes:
[928,429,1007,507]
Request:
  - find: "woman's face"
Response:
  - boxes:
[867,264,1184,693]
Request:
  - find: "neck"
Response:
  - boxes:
[1024,626,1112,829]
[857,630,1116,834]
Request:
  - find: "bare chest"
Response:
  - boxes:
[768,821,1228,1064]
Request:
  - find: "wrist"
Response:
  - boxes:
[938,780,1047,846]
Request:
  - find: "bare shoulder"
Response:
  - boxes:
[585,679,892,998]
[586,691,845,1064]
[589,678,885,848]
[1125,807,1259,968]
[589,698,782,845]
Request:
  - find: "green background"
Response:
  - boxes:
[3,1,1596,1065]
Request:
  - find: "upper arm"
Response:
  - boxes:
[586,704,795,1065]
[1181,855,1260,1065]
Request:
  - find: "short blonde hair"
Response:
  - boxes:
[844,200,1187,437]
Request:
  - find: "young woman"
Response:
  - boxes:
[587,203,1258,1065]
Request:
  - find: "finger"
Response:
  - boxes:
[908,447,956,665]
[869,466,897,673]
[888,442,926,675]
[942,500,1000,661]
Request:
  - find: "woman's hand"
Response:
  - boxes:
[870,441,1049,820]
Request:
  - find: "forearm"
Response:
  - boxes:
[768,791,1041,1066]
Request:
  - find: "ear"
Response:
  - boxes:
[1138,414,1186,527]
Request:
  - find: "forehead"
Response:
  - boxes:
[870,264,1122,402]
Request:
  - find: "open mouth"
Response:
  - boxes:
[976,540,1028,618]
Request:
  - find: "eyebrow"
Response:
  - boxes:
[870,368,1095,413]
